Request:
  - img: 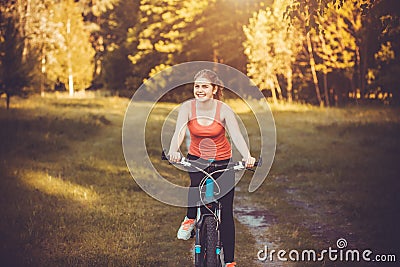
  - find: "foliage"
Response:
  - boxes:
[243,0,399,105]
[0,0,117,95]
[0,0,399,105]
[182,0,267,70]
[315,1,362,73]
[285,0,374,29]
[0,12,32,109]
[77,0,118,17]
[310,0,364,106]
[102,44,133,92]
[365,0,400,104]
[125,0,213,91]
[45,0,95,91]
[244,0,303,104]
[96,0,139,92]
[243,8,276,100]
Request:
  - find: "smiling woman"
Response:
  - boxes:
[193,69,224,101]
[167,69,256,266]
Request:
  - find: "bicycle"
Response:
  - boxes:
[162,151,261,267]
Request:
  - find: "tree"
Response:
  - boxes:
[243,0,303,103]
[243,8,278,103]
[77,0,121,88]
[0,15,31,109]
[305,30,324,106]
[271,0,304,103]
[97,0,139,92]
[181,0,267,72]
[2,0,102,96]
[77,0,118,18]
[286,0,374,29]
[126,0,211,89]
[1,0,48,95]
[46,0,95,95]
[369,41,399,104]
[311,0,362,106]
[19,0,65,94]
[365,0,400,104]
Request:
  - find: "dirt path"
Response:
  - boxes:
[234,185,293,267]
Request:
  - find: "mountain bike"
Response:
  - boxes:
[162,151,261,267]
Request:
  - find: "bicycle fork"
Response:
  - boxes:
[194,204,223,266]
[194,212,203,265]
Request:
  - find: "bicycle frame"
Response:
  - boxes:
[194,167,224,267]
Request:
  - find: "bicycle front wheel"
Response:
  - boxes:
[204,216,219,267]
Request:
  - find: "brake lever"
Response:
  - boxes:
[180,157,191,167]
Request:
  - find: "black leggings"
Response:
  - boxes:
[186,154,236,263]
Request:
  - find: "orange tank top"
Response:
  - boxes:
[187,100,232,160]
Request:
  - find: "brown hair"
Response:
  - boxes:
[194,69,224,100]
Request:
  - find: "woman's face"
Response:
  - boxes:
[193,77,217,101]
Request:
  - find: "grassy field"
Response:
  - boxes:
[0,95,399,266]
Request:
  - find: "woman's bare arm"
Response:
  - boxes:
[222,103,255,167]
[168,101,190,161]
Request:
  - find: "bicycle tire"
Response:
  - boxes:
[204,216,218,267]
[195,220,207,267]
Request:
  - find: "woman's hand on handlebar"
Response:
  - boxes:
[243,156,256,168]
[168,151,182,163]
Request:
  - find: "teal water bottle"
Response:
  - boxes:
[205,178,214,203]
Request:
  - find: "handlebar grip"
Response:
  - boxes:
[161,150,169,160]
[256,156,263,167]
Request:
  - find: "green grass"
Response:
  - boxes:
[244,104,400,265]
[0,96,192,266]
[0,96,399,266]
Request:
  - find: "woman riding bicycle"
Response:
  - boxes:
[168,69,255,267]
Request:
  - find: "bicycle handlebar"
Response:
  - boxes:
[161,150,262,171]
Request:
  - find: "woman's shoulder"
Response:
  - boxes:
[219,100,233,113]
[179,99,193,113]
[181,99,194,107]
[218,100,235,120]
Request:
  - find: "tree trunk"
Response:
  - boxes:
[359,33,368,97]
[323,72,330,107]
[273,75,283,101]
[355,45,362,100]
[306,32,323,107]
[17,0,27,62]
[349,74,358,105]
[6,94,10,110]
[268,78,278,104]
[287,69,293,103]
[41,44,46,97]
[67,17,74,96]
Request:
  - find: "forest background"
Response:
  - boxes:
[1,0,399,107]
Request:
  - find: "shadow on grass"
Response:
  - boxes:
[0,113,100,157]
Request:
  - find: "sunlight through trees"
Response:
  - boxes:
[1,0,399,105]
